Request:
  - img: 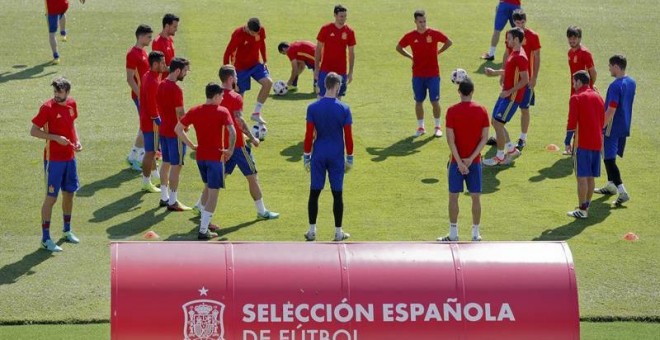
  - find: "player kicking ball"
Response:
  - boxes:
[175,83,236,240]
[303,72,354,242]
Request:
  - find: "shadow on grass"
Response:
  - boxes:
[89,191,147,223]
[163,219,259,241]
[529,157,573,182]
[0,63,57,84]
[481,147,517,194]
[366,135,435,162]
[533,196,611,241]
[280,141,303,162]
[0,240,64,286]
[77,168,140,197]
[473,60,503,75]
[106,206,166,239]
[269,92,317,101]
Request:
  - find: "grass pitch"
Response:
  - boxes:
[0,0,658,336]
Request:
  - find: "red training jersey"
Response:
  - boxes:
[152,34,175,77]
[568,45,595,93]
[125,46,149,100]
[506,28,541,79]
[223,26,267,71]
[156,79,184,138]
[46,0,69,15]
[286,41,316,67]
[32,98,78,161]
[398,28,449,77]
[502,0,522,5]
[139,70,162,133]
[179,104,233,161]
[503,49,529,103]
[445,102,490,164]
[221,90,245,149]
[317,23,356,74]
[567,87,605,151]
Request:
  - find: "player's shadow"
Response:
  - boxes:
[164,219,259,241]
[529,157,573,182]
[280,142,303,162]
[77,168,140,197]
[89,191,147,223]
[0,241,64,286]
[0,63,57,84]
[533,197,611,241]
[474,61,503,75]
[366,135,435,162]
[269,92,317,101]
[105,206,166,239]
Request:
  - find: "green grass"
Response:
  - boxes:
[0,0,657,335]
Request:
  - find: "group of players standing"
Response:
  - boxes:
[30,1,636,251]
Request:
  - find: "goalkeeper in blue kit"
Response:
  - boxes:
[302,72,354,242]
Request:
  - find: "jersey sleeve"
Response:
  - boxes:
[316,26,327,43]
[223,31,240,65]
[306,104,314,123]
[529,32,541,51]
[179,110,193,127]
[397,33,410,48]
[481,107,490,128]
[583,51,594,69]
[517,54,529,71]
[32,104,50,128]
[260,28,267,63]
[566,95,579,131]
[70,100,78,120]
[343,105,353,126]
[126,51,136,69]
[348,28,356,47]
[434,30,448,43]
[606,83,621,108]
[445,108,455,129]
[222,108,234,126]
[173,87,184,108]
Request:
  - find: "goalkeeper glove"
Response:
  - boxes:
[303,153,311,172]
[345,155,354,173]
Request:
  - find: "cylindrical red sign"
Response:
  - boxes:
[111,242,579,340]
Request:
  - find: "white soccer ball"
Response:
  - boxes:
[252,124,268,141]
[273,80,288,96]
[450,68,469,84]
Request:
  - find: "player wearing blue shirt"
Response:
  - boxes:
[303,72,354,242]
[595,55,636,206]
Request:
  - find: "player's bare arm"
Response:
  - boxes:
[395,45,412,60]
[174,122,196,150]
[233,110,259,147]
[437,39,452,55]
[347,46,355,83]
[126,69,139,97]
[30,124,71,146]
[314,42,324,80]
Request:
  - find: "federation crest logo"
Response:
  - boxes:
[341,32,347,40]
[573,56,578,63]
[255,36,261,42]
[426,35,432,43]
[48,185,55,193]
[183,287,225,340]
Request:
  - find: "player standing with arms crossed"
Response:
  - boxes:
[30,78,82,252]
[278,40,317,92]
[483,28,528,166]
[565,71,604,219]
[439,78,489,242]
[157,57,191,211]
[564,26,597,155]
[396,10,453,138]
[176,83,236,240]
[594,55,636,206]
[125,24,153,170]
[303,73,354,242]
[314,5,356,99]
[223,18,272,124]
[139,51,166,193]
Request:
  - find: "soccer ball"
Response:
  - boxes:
[273,80,288,96]
[450,68,468,84]
[252,124,268,141]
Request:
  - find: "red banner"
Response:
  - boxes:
[111,242,579,339]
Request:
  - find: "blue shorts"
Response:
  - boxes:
[492,97,520,124]
[311,155,345,191]
[237,63,269,94]
[574,148,601,178]
[160,136,186,165]
[225,146,257,176]
[412,76,441,103]
[133,98,140,115]
[197,160,225,189]
[603,135,627,160]
[519,87,535,109]
[448,162,482,193]
[143,131,158,152]
[318,71,348,97]
[494,2,520,31]
[47,14,65,33]
[44,159,79,197]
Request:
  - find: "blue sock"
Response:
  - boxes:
[42,221,51,242]
[53,52,60,59]
[63,215,71,233]
[579,201,590,211]
[60,30,66,36]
